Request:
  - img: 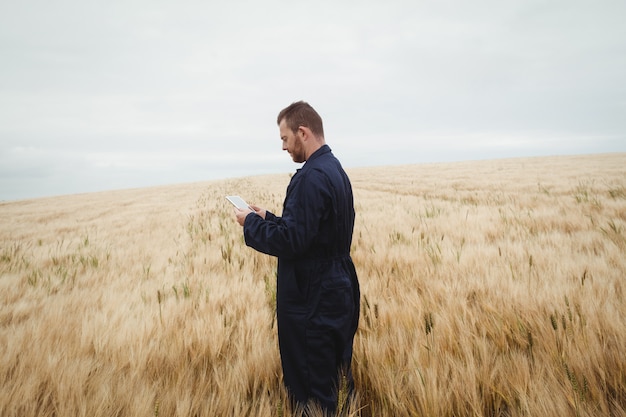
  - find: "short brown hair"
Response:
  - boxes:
[277,101,324,138]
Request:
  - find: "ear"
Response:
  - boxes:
[297,126,309,141]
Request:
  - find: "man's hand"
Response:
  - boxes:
[234,205,266,226]
[249,205,266,220]
[234,207,253,226]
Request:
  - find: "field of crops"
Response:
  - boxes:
[1,153,625,416]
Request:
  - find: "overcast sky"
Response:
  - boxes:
[1,0,625,201]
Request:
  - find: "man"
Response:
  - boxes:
[234,101,360,413]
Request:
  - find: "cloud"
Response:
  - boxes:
[1,0,625,200]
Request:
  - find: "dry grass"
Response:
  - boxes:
[1,153,625,417]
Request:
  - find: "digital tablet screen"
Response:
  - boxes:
[225,195,250,210]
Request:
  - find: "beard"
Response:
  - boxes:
[290,137,306,163]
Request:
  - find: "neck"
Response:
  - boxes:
[305,139,325,161]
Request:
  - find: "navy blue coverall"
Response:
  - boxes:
[243,145,360,411]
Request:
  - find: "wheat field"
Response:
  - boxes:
[1,153,625,417]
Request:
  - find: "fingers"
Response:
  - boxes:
[233,205,266,225]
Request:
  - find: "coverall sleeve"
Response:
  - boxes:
[264,211,281,223]
[243,170,328,258]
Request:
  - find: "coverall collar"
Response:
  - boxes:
[305,144,331,164]
[293,145,331,177]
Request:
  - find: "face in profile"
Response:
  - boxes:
[279,120,306,163]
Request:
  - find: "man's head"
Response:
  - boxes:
[277,101,325,163]
[277,101,325,139]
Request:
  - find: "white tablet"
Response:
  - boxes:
[225,195,251,210]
